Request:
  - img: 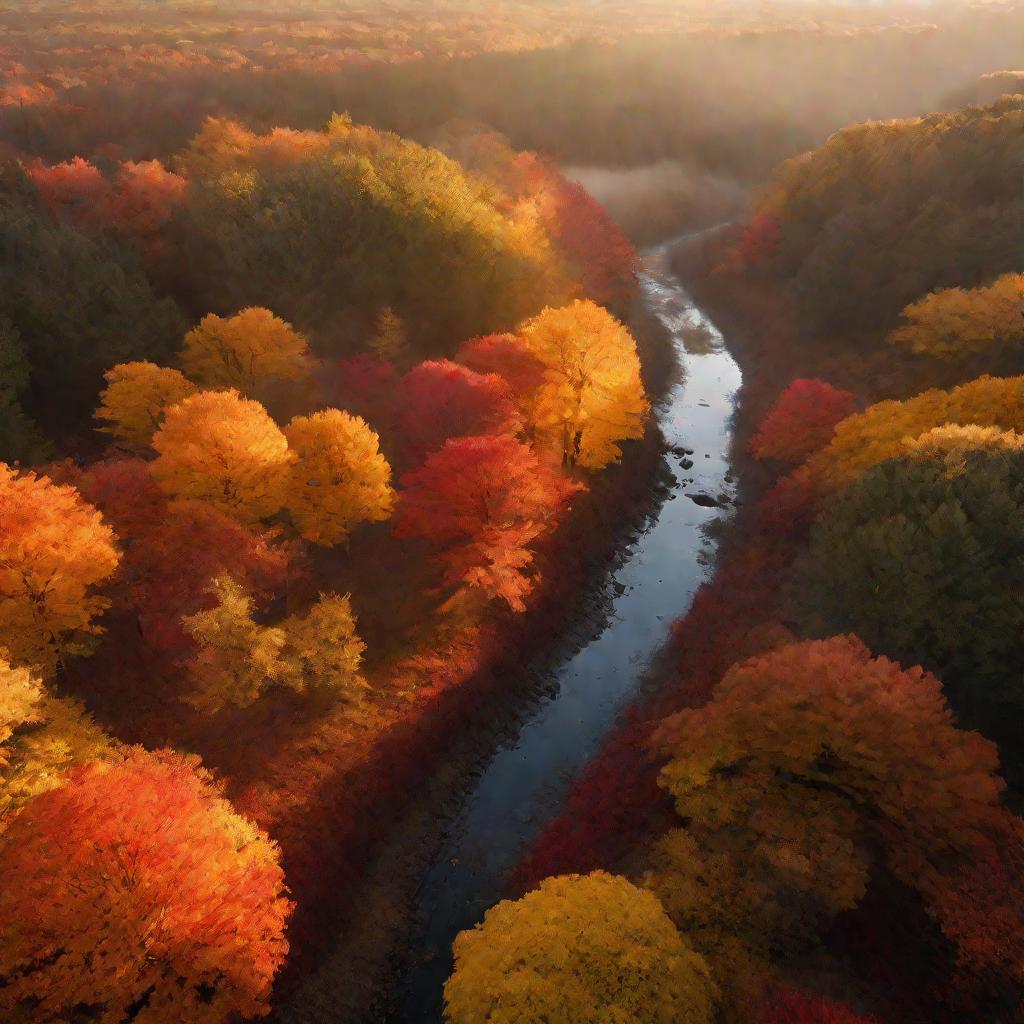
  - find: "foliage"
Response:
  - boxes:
[806,374,1024,490]
[791,446,1024,707]
[179,117,569,356]
[444,871,718,1024]
[94,360,198,447]
[518,299,648,469]
[0,747,291,1024]
[749,96,1024,337]
[394,359,522,466]
[284,409,394,546]
[184,577,365,713]
[151,389,292,523]
[649,637,1023,991]
[181,307,316,395]
[457,332,548,404]
[0,651,115,827]
[0,463,120,673]
[394,435,578,611]
[0,316,50,464]
[888,273,1024,362]
[0,170,184,431]
[369,307,412,370]
[750,378,855,463]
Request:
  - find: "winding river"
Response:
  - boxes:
[391,241,743,1022]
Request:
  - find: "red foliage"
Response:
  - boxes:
[394,359,522,466]
[757,989,880,1024]
[751,463,822,538]
[550,178,638,308]
[750,378,856,464]
[28,156,185,247]
[394,434,577,610]
[328,354,400,433]
[0,748,291,1024]
[76,458,292,651]
[457,333,548,400]
[736,211,782,268]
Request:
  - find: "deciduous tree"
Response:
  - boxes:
[394,435,578,611]
[151,390,291,523]
[181,307,315,395]
[0,463,120,672]
[285,409,394,545]
[750,378,855,464]
[444,871,718,1024]
[94,360,198,446]
[889,273,1024,362]
[0,747,291,1024]
[518,300,648,469]
[648,637,1023,992]
[394,360,522,465]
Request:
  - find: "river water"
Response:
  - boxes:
[390,241,743,1022]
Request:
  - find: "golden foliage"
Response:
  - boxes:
[518,299,648,469]
[0,655,43,765]
[181,307,315,394]
[889,273,1024,361]
[94,360,197,446]
[806,374,1024,489]
[444,871,718,1024]
[183,577,366,713]
[151,389,292,523]
[0,464,120,673]
[284,409,394,546]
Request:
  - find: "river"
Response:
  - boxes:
[389,240,743,1022]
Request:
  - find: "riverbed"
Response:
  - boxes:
[390,240,743,1022]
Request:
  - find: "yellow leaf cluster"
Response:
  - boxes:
[889,273,1024,361]
[0,464,120,673]
[284,409,394,546]
[0,654,43,765]
[152,389,292,523]
[444,871,718,1024]
[900,424,1024,477]
[518,299,648,469]
[807,374,1024,489]
[181,307,315,394]
[94,360,197,446]
[183,576,365,713]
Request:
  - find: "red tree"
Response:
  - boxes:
[394,359,522,466]
[736,211,782,268]
[28,156,113,232]
[457,333,548,401]
[394,434,578,610]
[551,178,638,308]
[0,747,292,1024]
[750,378,856,464]
[328,354,400,433]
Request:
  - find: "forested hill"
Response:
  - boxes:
[737,95,1024,343]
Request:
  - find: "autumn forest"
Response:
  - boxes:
[0,2,1022,1023]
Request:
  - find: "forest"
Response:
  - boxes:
[0,2,1022,1023]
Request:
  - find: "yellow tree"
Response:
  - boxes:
[0,652,116,828]
[151,390,291,523]
[518,299,648,469]
[369,306,412,370]
[444,871,718,1024]
[94,360,197,447]
[183,578,366,713]
[888,273,1024,361]
[806,374,1024,490]
[181,307,315,394]
[284,409,395,546]
[0,464,120,673]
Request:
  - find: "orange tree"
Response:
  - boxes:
[0,747,291,1024]
[647,637,1024,1001]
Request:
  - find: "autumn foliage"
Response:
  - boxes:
[0,463,120,673]
[444,872,718,1024]
[94,360,197,446]
[394,435,578,611]
[151,389,291,523]
[0,748,291,1024]
[750,378,855,463]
